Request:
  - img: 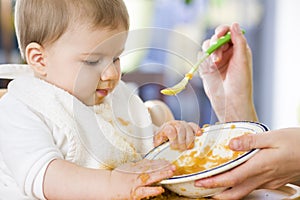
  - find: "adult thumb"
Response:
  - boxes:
[229,132,272,151]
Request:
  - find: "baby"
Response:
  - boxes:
[0,0,201,199]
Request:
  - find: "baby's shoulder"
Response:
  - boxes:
[0,92,43,123]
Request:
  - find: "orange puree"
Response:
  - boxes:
[139,173,150,184]
[185,73,193,80]
[172,145,244,176]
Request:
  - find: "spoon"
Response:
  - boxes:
[160,31,244,96]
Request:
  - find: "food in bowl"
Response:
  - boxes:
[172,125,250,176]
[144,121,269,198]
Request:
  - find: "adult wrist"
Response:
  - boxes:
[212,95,258,122]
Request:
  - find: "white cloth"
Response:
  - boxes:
[0,64,33,79]
[0,74,154,199]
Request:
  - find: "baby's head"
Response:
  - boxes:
[15,0,129,60]
[14,0,129,105]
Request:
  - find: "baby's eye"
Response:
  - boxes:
[113,57,120,63]
[83,60,99,66]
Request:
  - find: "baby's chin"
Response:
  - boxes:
[79,96,105,106]
[79,89,111,106]
[93,92,108,105]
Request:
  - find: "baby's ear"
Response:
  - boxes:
[25,42,47,76]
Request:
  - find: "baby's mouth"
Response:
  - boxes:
[96,89,109,97]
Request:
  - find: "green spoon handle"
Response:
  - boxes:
[205,30,245,55]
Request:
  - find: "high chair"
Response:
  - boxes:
[144,99,174,127]
[0,64,33,98]
[0,89,6,98]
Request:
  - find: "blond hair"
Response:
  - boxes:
[14,0,129,59]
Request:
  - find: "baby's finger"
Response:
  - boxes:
[176,123,187,151]
[188,122,202,136]
[163,125,178,149]
[136,169,174,187]
[185,126,195,149]
[153,131,167,147]
[133,186,164,200]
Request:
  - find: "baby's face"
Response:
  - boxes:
[42,24,127,105]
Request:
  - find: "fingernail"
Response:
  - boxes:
[233,23,241,34]
[187,142,194,149]
[211,54,219,63]
[196,130,202,136]
[171,164,176,170]
[168,170,174,176]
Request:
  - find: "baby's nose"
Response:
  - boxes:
[101,62,120,81]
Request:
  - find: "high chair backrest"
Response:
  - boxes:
[0,89,6,98]
[0,64,33,98]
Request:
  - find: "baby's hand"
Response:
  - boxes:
[110,159,175,200]
[154,120,202,151]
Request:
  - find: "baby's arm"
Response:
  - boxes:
[44,159,110,199]
[44,158,175,199]
[145,100,174,127]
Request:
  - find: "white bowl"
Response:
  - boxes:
[145,121,269,198]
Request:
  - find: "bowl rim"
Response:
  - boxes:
[145,121,269,184]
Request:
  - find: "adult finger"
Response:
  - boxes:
[213,44,233,68]
[198,50,217,76]
[202,39,210,52]
[209,34,224,63]
[230,23,248,61]
[215,24,230,38]
[229,132,274,151]
[219,43,230,53]
[210,34,219,46]
[213,176,264,200]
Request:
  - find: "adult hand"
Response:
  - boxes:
[199,23,257,122]
[154,120,201,151]
[195,128,300,199]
